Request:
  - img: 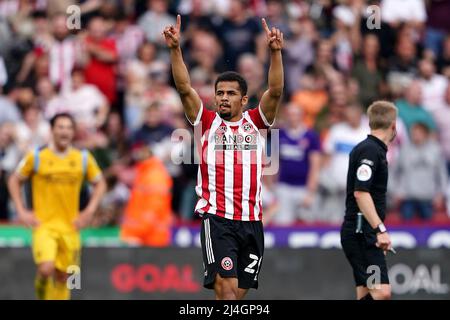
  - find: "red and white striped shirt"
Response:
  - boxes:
[190,104,273,221]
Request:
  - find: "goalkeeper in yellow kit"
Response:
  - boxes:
[8,113,106,300]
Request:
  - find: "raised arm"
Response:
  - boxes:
[163,15,202,124]
[259,18,284,124]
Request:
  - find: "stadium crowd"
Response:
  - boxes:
[0,0,449,233]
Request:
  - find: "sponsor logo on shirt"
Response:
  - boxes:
[357,164,372,181]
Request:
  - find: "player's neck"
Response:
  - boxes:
[370,130,389,147]
[221,113,243,123]
[49,142,71,156]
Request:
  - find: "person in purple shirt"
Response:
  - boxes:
[273,104,321,225]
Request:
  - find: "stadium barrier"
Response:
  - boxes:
[1,247,449,299]
[1,226,450,248]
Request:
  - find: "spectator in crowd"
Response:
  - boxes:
[284,17,316,95]
[81,16,118,106]
[214,0,265,70]
[261,174,279,226]
[387,34,418,96]
[0,123,20,220]
[0,89,20,125]
[305,39,338,82]
[15,52,50,88]
[138,0,176,54]
[131,101,182,214]
[351,34,386,109]
[174,119,198,222]
[101,112,130,168]
[111,11,146,116]
[314,76,351,138]
[93,174,129,227]
[418,58,448,113]
[273,104,321,225]
[132,101,173,150]
[431,84,450,217]
[395,79,437,135]
[120,143,173,246]
[142,61,184,128]
[237,53,265,109]
[381,0,426,30]
[47,13,77,93]
[437,34,450,78]
[265,0,291,37]
[186,30,223,79]
[330,3,361,74]
[318,103,369,224]
[0,56,7,87]
[14,104,50,155]
[79,111,129,172]
[433,84,450,172]
[424,0,450,59]
[291,71,328,129]
[190,66,215,107]
[46,67,109,133]
[7,0,35,39]
[35,77,63,113]
[13,86,36,113]
[177,0,215,36]
[393,122,447,221]
[125,41,159,131]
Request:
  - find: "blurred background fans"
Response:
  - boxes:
[0,0,450,299]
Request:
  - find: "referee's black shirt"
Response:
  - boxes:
[345,134,388,222]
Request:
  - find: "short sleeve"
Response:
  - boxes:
[186,103,216,135]
[16,152,34,178]
[248,105,274,130]
[86,152,102,182]
[353,146,379,192]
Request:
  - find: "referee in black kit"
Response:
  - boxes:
[341,101,398,300]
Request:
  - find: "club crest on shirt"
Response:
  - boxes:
[242,123,253,133]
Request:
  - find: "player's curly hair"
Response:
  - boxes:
[214,71,248,96]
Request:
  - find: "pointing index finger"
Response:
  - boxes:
[261,18,271,35]
[176,14,181,31]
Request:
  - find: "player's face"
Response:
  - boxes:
[52,117,75,150]
[215,81,248,121]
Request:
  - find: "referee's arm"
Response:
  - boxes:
[354,191,392,251]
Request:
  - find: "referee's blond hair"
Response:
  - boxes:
[367,101,397,130]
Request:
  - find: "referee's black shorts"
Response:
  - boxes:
[200,213,264,290]
[340,220,390,287]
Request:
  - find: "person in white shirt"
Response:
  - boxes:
[46,68,109,133]
[418,59,449,113]
[318,103,370,223]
